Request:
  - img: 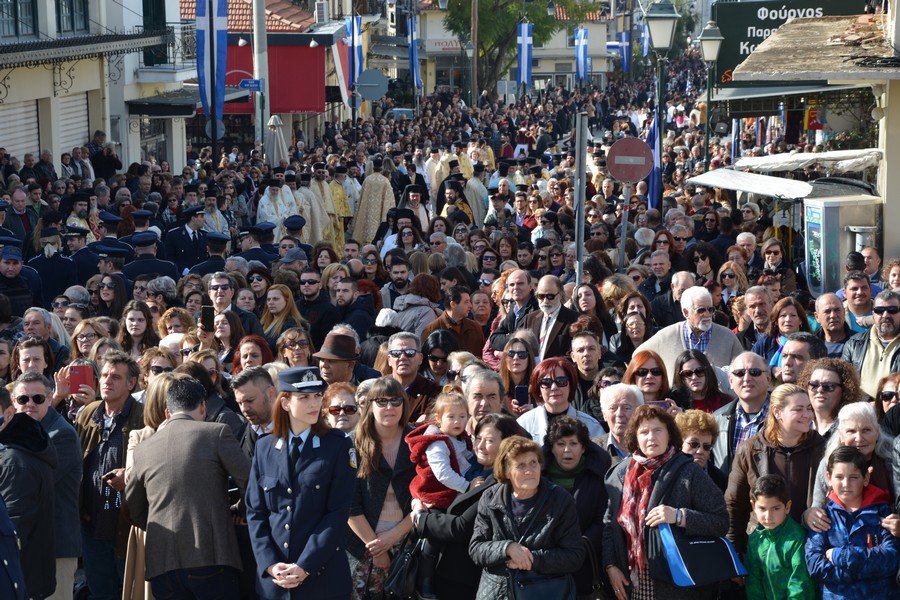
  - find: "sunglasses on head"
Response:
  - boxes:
[15,394,45,405]
[327,405,358,415]
[873,305,900,315]
[372,396,404,408]
[808,380,840,393]
[732,367,764,378]
[388,349,417,359]
[539,376,569,389]
[634,367,663,377]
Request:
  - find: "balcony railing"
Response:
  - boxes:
[138,21,196,70]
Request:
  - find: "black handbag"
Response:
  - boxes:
[384,531,425,599]
[643,461,747,588]
[507,570,576,600]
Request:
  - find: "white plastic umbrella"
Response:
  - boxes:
[264,115,289,167]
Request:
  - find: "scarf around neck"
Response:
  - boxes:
[617,445,677,583]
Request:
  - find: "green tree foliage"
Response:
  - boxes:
[442,0,592,97]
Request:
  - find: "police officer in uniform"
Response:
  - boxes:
[283,215,313,260]
[0,239,39,316]
[189,232,230,277]
[237,223,279,267]
[122,231,180,281]
[245,366,356,600]
[88,211,135,262]
[26,227,78,310]
[0,201,17,238]
[164,205,208,275]
[119,210,166,259]
[62,226,100,285]
[95,245,133,298]
[0,495,27,600]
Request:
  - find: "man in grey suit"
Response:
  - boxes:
[14,372,82,600]
[126,375,251,600]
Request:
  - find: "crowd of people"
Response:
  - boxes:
[0,46,898,600]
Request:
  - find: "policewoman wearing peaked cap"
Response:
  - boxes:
[245,366,357,599]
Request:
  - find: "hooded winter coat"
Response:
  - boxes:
[405,423,473,509]
[393,293,441,338]
[341,293,376,342]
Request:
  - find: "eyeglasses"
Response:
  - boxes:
[14,394,45,405]
[178,348,194,356]
[474,244,487,252]
[808,380,841,393]
[373,396,404,408]
[477,279,493,286]
[732,368,765,378]
[89,289,99,296]
[680,368,706,379]
[208,284,231,291]
[634,367,664,377]
[482,255,497,262]
[75,332,98,342]
[880,391,898,402]
[507,350,529,359]
[362,258,378,265]
[693,255,707,263]
[184,282,202,290]
[549,253,563,258]
[588,213,600,219]
[655,240,669,246]
[672,236,687,242]
[427,354,448,363]
[249,275,266,283]
[692,306,713,314]
[429,241,442,246]
[686,440,713,451]
[500,299,513,307]
[721,272,736,280]
[598,379,618,388]
[454,228,468,235]
[52,301,69,309]
[98,282,116,290]
[629,274,642,282]
[704,217,717,223]
[327,405,359,416]
[300,279,320,286]
[388,349,418,359]
[764,249,781,256]
[401,231,414,237]
[539,376,569,389]
[536,293,557,301]
[148,305,160,314]
[149,365,174,375]
[284,339,310,349]
[873,305,900,315]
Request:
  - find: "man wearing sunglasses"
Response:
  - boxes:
[523,275,578,361]
[14,371,82,600]
[296,268,340,349]
[842,289,900,399]
[0,383,56,600]
[637,286,744,384]
[387,332,440,422]
[711,352,771,478]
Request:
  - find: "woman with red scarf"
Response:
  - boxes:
[602,405,728,600]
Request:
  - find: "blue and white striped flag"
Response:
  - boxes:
[345,15,363,86]
[641,22,651,57]
[647,112,662,210]
[196,0,228,122]
[517,22,533,89]
[574,27,588,82]
[407,15,421,89]
[685,73,693,94]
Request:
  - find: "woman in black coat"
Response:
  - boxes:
[412,414,530,600]
[542,416,611,598]
[469,436,585,600]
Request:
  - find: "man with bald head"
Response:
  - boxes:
[813,293,852,357]
[712,352,771,477]
[522,275,579,360]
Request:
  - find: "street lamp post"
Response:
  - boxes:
[698,20,723,170]
[464,40,475,106]
[644,0,680,206]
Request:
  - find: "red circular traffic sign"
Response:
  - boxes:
[606,137,654,183]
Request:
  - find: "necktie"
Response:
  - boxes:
[191,230,199,248]
[290,437,301,463]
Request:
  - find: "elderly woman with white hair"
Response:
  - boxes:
[804,401,899,536]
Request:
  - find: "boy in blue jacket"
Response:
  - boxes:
[805,446,900,600]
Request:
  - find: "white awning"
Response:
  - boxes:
[734,149,883,174]
[712,84,865,102]
[689,169,813,198]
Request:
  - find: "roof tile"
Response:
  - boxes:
[180,0,314,33]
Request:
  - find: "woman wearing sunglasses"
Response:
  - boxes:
[347,377,415,599]
[398,226,424,254]
[132,347,177,403]
[797,358,861,442]
[97,274,128,320]
[420,329,458,385]
[324,381,360,433]
[362,250,388,288]
[622,350,680,411]
[873,372,900,425]
[675,409,727,491]
[760,238,798,295]
[247,267,273,319]
[518,357,605,444]
[717,261,749,310]
[276,327,316,368]
[671,350,728,413]
[499,338,535,415]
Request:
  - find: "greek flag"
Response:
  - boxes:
[618,30,631,74]
[345,15,363,86]
[196,0,228,122]
[407,15,421,88]
[642,22,651,57]
[686,73,693,94]
[517,22,533,88]
[574,27,588,82]
[646,111,662,210]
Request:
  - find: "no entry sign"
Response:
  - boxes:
[607,137,653,183]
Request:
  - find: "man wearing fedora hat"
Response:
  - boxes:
[313,332,360,386]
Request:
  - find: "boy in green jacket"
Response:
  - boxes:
[745,474,815,600]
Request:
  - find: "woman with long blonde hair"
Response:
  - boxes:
[260,284,307,353]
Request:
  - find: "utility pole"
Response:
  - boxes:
[251,0,270,148]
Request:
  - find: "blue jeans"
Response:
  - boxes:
[150,565,240,600]
[81,527,125,600]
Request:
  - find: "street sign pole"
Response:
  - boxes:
[606,136,654,273]
[573,112,588,287]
